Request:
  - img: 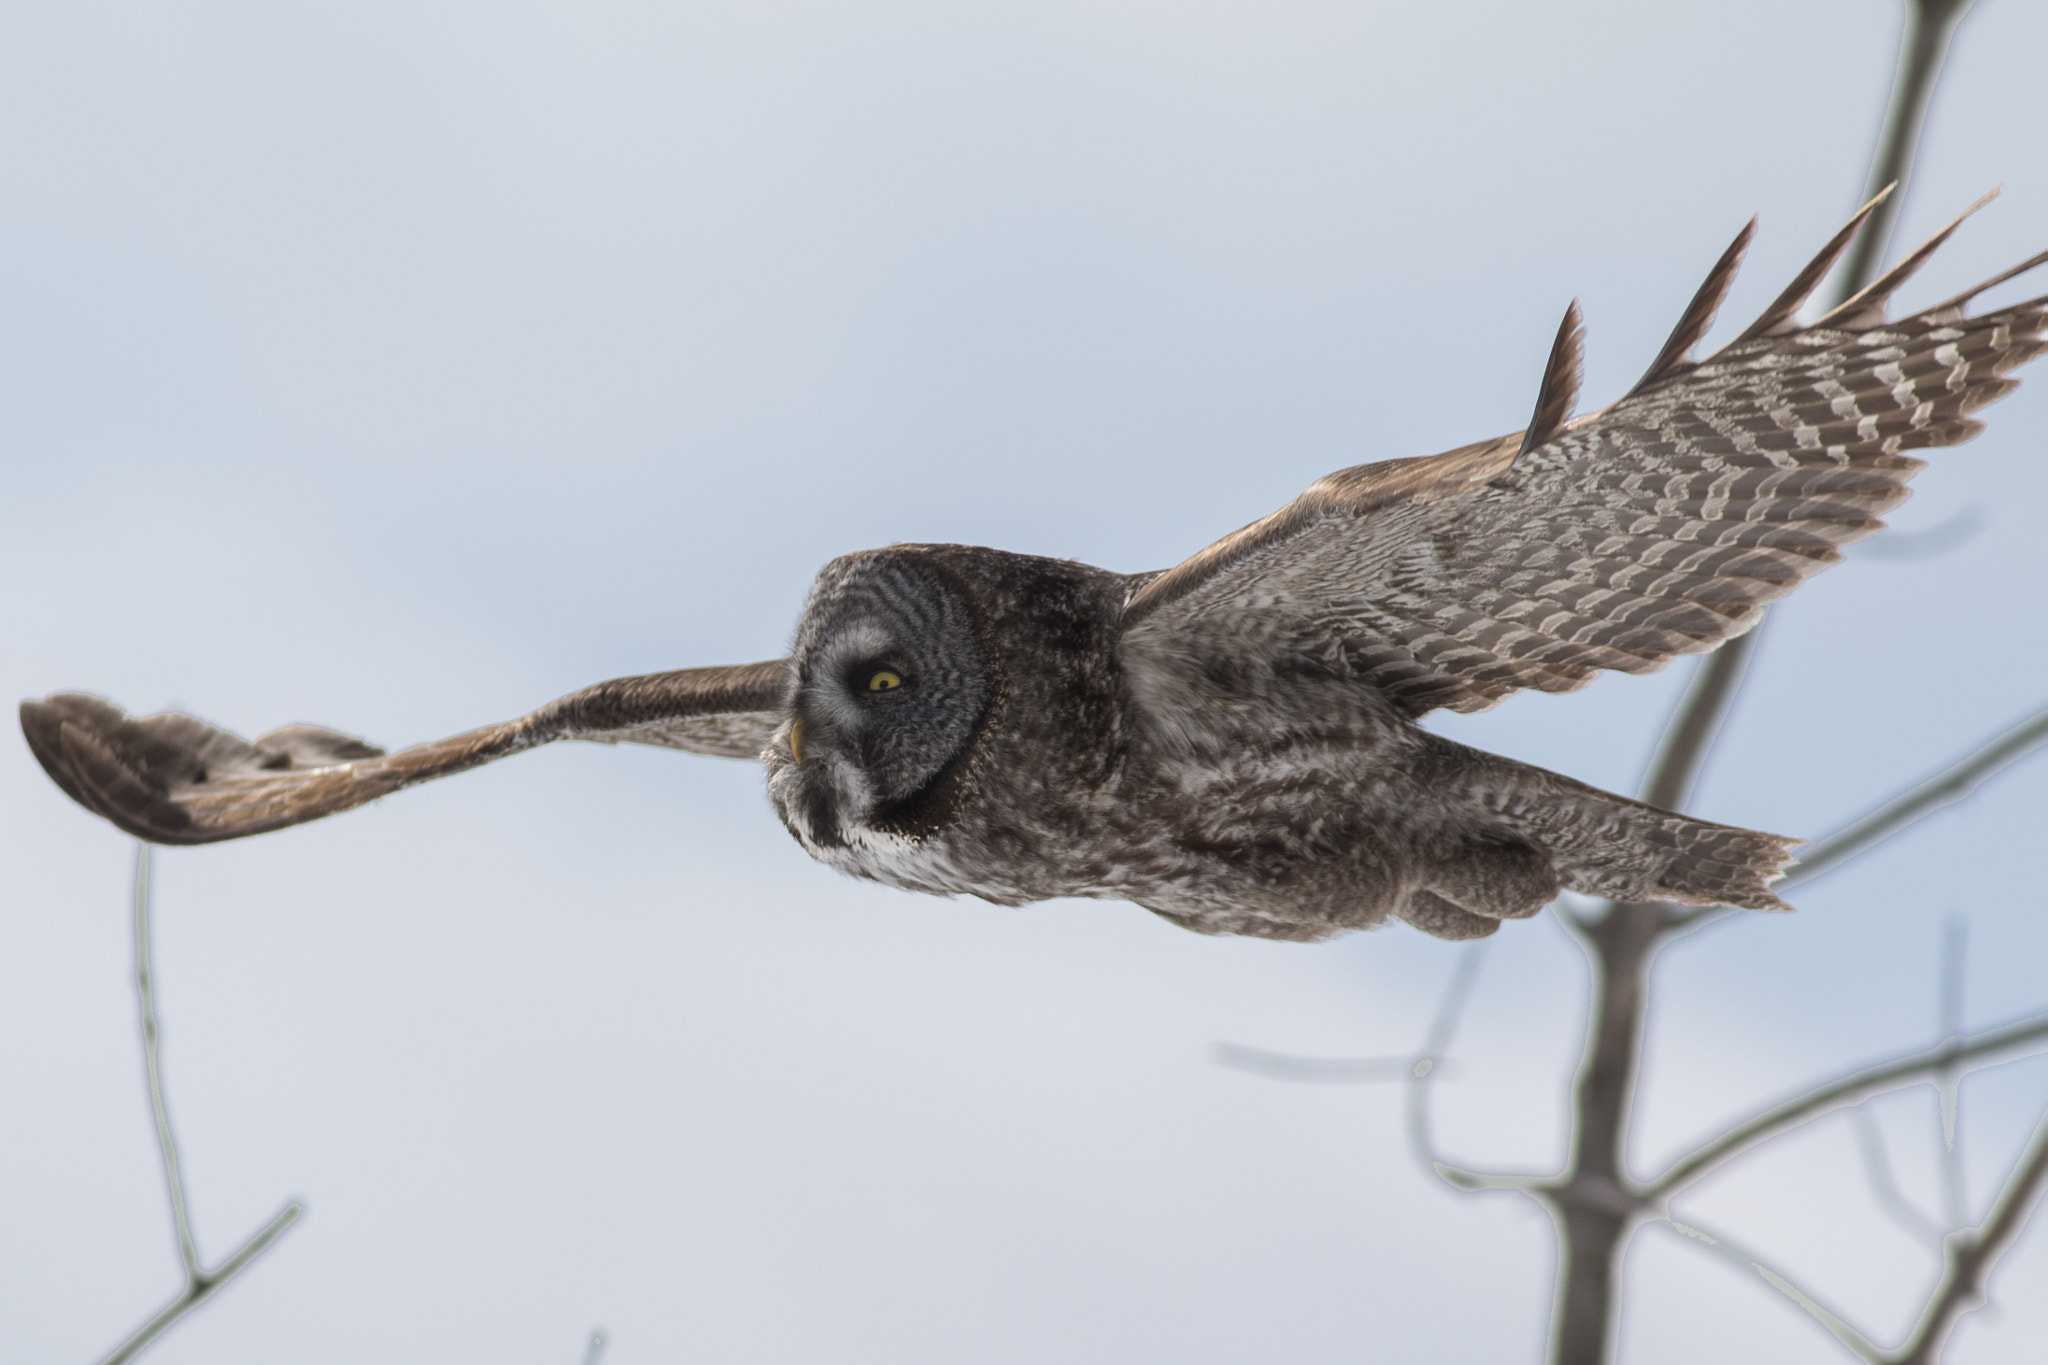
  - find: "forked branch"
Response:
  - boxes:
[1888,1108,2048,1365]
[98,845,302,1365]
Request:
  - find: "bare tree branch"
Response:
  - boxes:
[132,843,202,1286]
[1781,708,2048,894]
[1643,1010,2048,1201]
[1662,1105,2048,1365]
[96,843,303,1365]
[1838,0,1978,292]
[1210,1043,1417,1083]
[1888,1107,2048,1365]
[1852,1106,1946,1248]
[99,1204,304,1365]
[581,1328,609,1365]
[1669,705,2048,932]
[1405,946,1497,1184]
[1638,629,1763,818]
[1653,1216,1883,1363]
[1937,919,1969,1229]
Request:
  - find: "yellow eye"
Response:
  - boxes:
[867,670,903,692]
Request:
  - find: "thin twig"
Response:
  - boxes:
[1210,1043,1418,1083]
[1643,1010,2048,1201]
[581,1328,609,1365]
[1782,707,2048,894]
[1400,954,1546,1192]
[99,1204,304,1365]
[1405,945,1489,1181]
[1669,706,2048,932]
[1937,918,1968,1228]
[1852,1106,1945,1248]
[96,842,303,1365]
[1887,1107,2048,1365]
[133,844,201,1284]
[1653,1215,1883,1363]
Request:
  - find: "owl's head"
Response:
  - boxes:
[767,548,996,851]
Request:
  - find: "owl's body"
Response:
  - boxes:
[22,197,2048,941]
[765,544,1788,941]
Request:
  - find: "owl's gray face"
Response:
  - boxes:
[768,552,993,850]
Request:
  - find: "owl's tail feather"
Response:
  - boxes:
[1437,742,1800,913]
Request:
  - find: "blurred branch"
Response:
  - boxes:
[1404,946,1515,1188]
[1937,919,1969,1229]
[1653,1216,1883,1363]
[1669,705,2048,932]
[1665,1105,2048,1364]
[1852,1107,1946,1248]
[98,844,302,1365]
[1780,707,2048,893]
[1887,1107,2048,1365]
[1839,0,1978,294]
[1638,630,1761,817]
[1210,1044,1417,1083]
[1642,1009,2048,1201]
[581,1329,609,1365]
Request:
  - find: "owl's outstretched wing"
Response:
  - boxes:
[21,660,789,845]
[1122,193,2048,717]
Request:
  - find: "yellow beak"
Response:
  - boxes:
[789,718,804,764]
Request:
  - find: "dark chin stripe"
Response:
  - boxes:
[798,782,845,850]
[866,736,975,840]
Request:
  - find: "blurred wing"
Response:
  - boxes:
[1122,194,2048,717]
[21,660,790,845]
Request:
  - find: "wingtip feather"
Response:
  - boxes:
[1728,186,1897,345]
[1629,217,1757,396]
[1517,300,1584,458]
[1813,188,2001,331]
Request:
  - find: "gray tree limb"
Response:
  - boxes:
[1887,1108,2048,1365]
[1642,1010,2048,1202]
[96,844,302,1365]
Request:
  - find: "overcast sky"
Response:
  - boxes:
[4,2,2046,1362]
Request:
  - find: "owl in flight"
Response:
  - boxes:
[23,195,2048,941]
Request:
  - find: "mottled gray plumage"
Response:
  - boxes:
[23,199,2048,941]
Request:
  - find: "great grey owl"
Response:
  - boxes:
[23,196,2048,942]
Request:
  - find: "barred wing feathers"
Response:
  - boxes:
[1123,197,2048,718]
[21,660,789,845]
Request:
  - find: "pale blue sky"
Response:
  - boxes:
[4,3,2046,1361]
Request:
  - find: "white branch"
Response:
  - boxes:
[1653,1216,1882,1362]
